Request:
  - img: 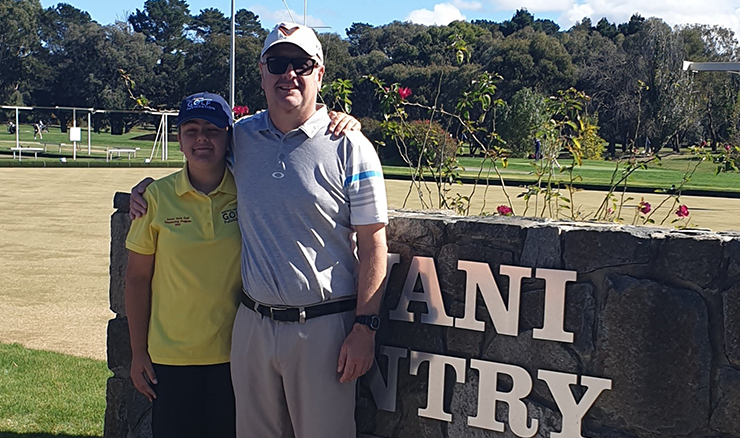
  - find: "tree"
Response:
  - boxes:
[128,0,192,108]
[235,9,266,38]
[0,0,43,104]
[498,87,549,155]
[481,27,575,99]
[500,9,534,37]
[191,7,229,39]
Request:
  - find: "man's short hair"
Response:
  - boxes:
[261,22,324,64]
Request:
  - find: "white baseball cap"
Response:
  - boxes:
[261,22,324,64]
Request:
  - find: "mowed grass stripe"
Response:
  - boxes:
[0,343,109,437]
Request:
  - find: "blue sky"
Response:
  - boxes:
[40,0,740,39]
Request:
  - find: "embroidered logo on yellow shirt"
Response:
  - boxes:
[221,208,238,224]
[164,216,192,227]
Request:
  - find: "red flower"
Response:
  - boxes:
[725,144,732,152]
[496,205,513,216]
[676,204,690,218]
[233,105,250,118]
[398,87,412,100]
[637,199,651,214]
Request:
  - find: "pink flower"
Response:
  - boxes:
[398,87,412,100]
[676,204,690,218]
[496,205,513,216]
[233,105,250,118]
[607,207,614,215]
[726,144,732,152]
[637,199,651,214]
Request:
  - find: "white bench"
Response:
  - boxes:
[106,148,137,162]
[11,147,44,161]
[42,142,68,153]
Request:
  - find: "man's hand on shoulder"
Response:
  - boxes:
[129,177,154,220]
[327,111,361,137]
[337,323,375,383]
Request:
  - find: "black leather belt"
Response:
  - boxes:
[240,293,356,323]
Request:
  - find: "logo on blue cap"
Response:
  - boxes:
[178,92,232,129]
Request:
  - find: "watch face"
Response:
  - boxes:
[370,316,381,330]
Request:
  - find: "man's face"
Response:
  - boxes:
[177,119,229,169]
[260,44,325,116]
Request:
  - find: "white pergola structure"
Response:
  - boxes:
[51,106,95,159]
[683,61,740,74]
[2,105,33,149]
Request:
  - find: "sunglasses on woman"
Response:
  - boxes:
[263,57,318,76]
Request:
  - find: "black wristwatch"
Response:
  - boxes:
[355,315,381,331]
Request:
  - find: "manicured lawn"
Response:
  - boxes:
[0,124,183,167]
[0,343,109,437]
[4,126,740,194]
[385,153,740,194]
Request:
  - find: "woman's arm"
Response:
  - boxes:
[124,251,157,402]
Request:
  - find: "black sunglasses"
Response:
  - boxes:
[263,57,318,76]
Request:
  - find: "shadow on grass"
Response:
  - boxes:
[0,434,101,438]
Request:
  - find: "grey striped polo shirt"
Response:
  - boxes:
[231,106,388,307]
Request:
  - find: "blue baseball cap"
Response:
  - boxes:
[177,92,233,128]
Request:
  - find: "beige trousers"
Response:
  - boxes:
[230,304,356,438]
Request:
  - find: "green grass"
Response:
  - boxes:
[384,153,740,194]
[4,125,740,194]
[0,124,184,167]
[0,343,109,437]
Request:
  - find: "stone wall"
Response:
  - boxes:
[105,193,740,438]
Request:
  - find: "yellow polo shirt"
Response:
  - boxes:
[126,167,241,365]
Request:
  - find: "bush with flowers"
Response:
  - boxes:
[319,35,722,230]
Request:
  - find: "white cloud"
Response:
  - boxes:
[556,0,740,38]
[406,3,467,25]
[453,0,484,11]
[248,4,327,29]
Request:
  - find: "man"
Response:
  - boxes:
[228,22,387,437]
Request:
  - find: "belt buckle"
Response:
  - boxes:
[267,306,306,323]
[268,306,283,320]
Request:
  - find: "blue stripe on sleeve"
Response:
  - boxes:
[344,170,382,188]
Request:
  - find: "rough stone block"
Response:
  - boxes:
[520,226,562,269]
[114,192,130,210]
[448,218,523,252]
[725,239,740,282]
[380,320,446,356]
[563,228,651,272]
[520,282,596,356]
[710,366,740,436]
[450,368,563,438]
[594,274,711,435]
[437,242,516,333]
[387,213,449,250]
[724,283,740,368]
[481,329,579,403]
[104,377,128,438]
[126,383,153,438]
[109,211,131,316]
[107,316,131,377]
[653,234,722,288]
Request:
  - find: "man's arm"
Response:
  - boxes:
[129,178,154,220]
[124,251,158,401]
[337,223,387,383]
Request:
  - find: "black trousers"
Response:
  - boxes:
[151,362,236,438]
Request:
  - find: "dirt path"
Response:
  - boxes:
[1,168,738,360]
